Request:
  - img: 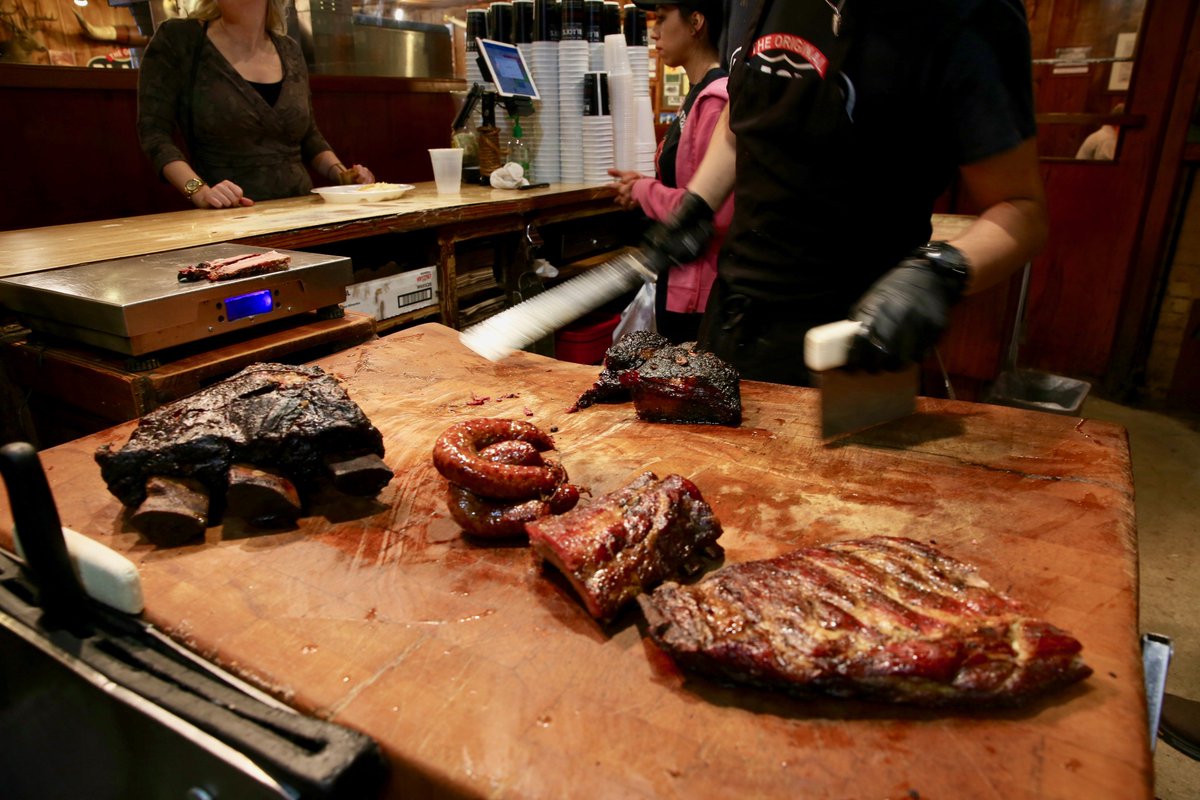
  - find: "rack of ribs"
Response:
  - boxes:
[527,471,723,623]
[95,363,390,544]
[639,536,1092,706]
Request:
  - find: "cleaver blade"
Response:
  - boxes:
[459,249,653,361]
[804,320,918,440]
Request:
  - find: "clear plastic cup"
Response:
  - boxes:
[429,148,464,194]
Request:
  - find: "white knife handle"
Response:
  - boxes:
[804,319,866,371]
[14,526,144,614]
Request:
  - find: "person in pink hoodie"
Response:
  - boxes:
[609,0,733,344]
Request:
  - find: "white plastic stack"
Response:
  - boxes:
[558,39,590,183]
[582,73,614,184]
[590,42,605,71]
[604,34,636,172]
[626,35,654,175]
[528,40,560,183]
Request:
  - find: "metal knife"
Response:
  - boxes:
[460,248,654,361]
[804,320,918,440]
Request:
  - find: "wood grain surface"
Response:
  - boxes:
[0,183,619,279]
[0,324,1148,799]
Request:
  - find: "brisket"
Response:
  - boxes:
[178,250,291,282]
[527,471,723,623]
[620,344,741,426]
[568,331,741,426]
[95,363,387,510]
[638,536,1092,706]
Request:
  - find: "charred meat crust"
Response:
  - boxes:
[569,332,741,426]
[620,346,741,426]
[527,471,723,623]
[95,363,386,509]
[639,536,1092,706]
[568,330,671,411]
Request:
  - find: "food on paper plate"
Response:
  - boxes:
[355,182,405,192]
[569,331,741,426]
[177,250,291,282]
[639,536,1093,706]
[433,418,583,539]
[527,471,723,623]
[95,363,390,543]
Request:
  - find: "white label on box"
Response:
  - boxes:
[344,267,438,321]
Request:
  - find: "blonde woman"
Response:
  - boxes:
[137,0,374,208]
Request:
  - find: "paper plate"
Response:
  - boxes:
[312,183,415,203]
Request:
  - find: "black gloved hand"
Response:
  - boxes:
[847,242,972,372]
[640,191,715,277]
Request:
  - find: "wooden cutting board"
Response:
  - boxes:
[0,324,1148,799]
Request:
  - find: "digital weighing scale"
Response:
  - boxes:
[0,244,352,357]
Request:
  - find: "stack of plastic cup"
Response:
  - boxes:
[529,5,560,184]
[582,71,614,183]
[514,3,537,179]
[604,33,635,172]
[602,1,621,38]
[558,1,589,184]
[585,0,605,70]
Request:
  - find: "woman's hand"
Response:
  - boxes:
[608,169,643,210]
[344,164,376,185]
[192,180,254,209]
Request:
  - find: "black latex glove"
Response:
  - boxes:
[847,242,972,372]
[639,191,715,277]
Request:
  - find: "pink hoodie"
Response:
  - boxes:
[630,76,733,315]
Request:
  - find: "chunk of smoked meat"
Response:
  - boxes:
[95,363,386,509]
[568,330,671,411]
[527,471,722,623]
[620,344,741,426]
[639,536,1092,706]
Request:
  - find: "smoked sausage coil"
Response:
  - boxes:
[432,418,563,499]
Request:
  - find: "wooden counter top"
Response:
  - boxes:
[0,182,621,280]
[0,324,1147,799]
[0,176,973,281]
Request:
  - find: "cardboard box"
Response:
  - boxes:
[344,267,438,321]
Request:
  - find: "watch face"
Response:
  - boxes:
[185,178,203,195]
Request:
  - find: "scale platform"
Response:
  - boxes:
[0,244,352,356]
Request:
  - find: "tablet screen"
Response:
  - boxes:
[477,38,540,99]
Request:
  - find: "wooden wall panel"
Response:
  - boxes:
[0,66,460,231]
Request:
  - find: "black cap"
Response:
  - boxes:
[631,1,722,46]
[631,0,720,13]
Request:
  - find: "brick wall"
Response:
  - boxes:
[1146,175,1200,398]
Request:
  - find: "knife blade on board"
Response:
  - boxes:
[803,319,918,440]
[459,248,655,361]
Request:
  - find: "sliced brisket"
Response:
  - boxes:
[178,250,291,282]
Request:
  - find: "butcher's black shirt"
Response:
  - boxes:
[718,0,1036,308]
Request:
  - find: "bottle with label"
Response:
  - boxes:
[505,116,532,179]
[478,92,502,180]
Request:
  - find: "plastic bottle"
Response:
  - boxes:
[506,116,532,178]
